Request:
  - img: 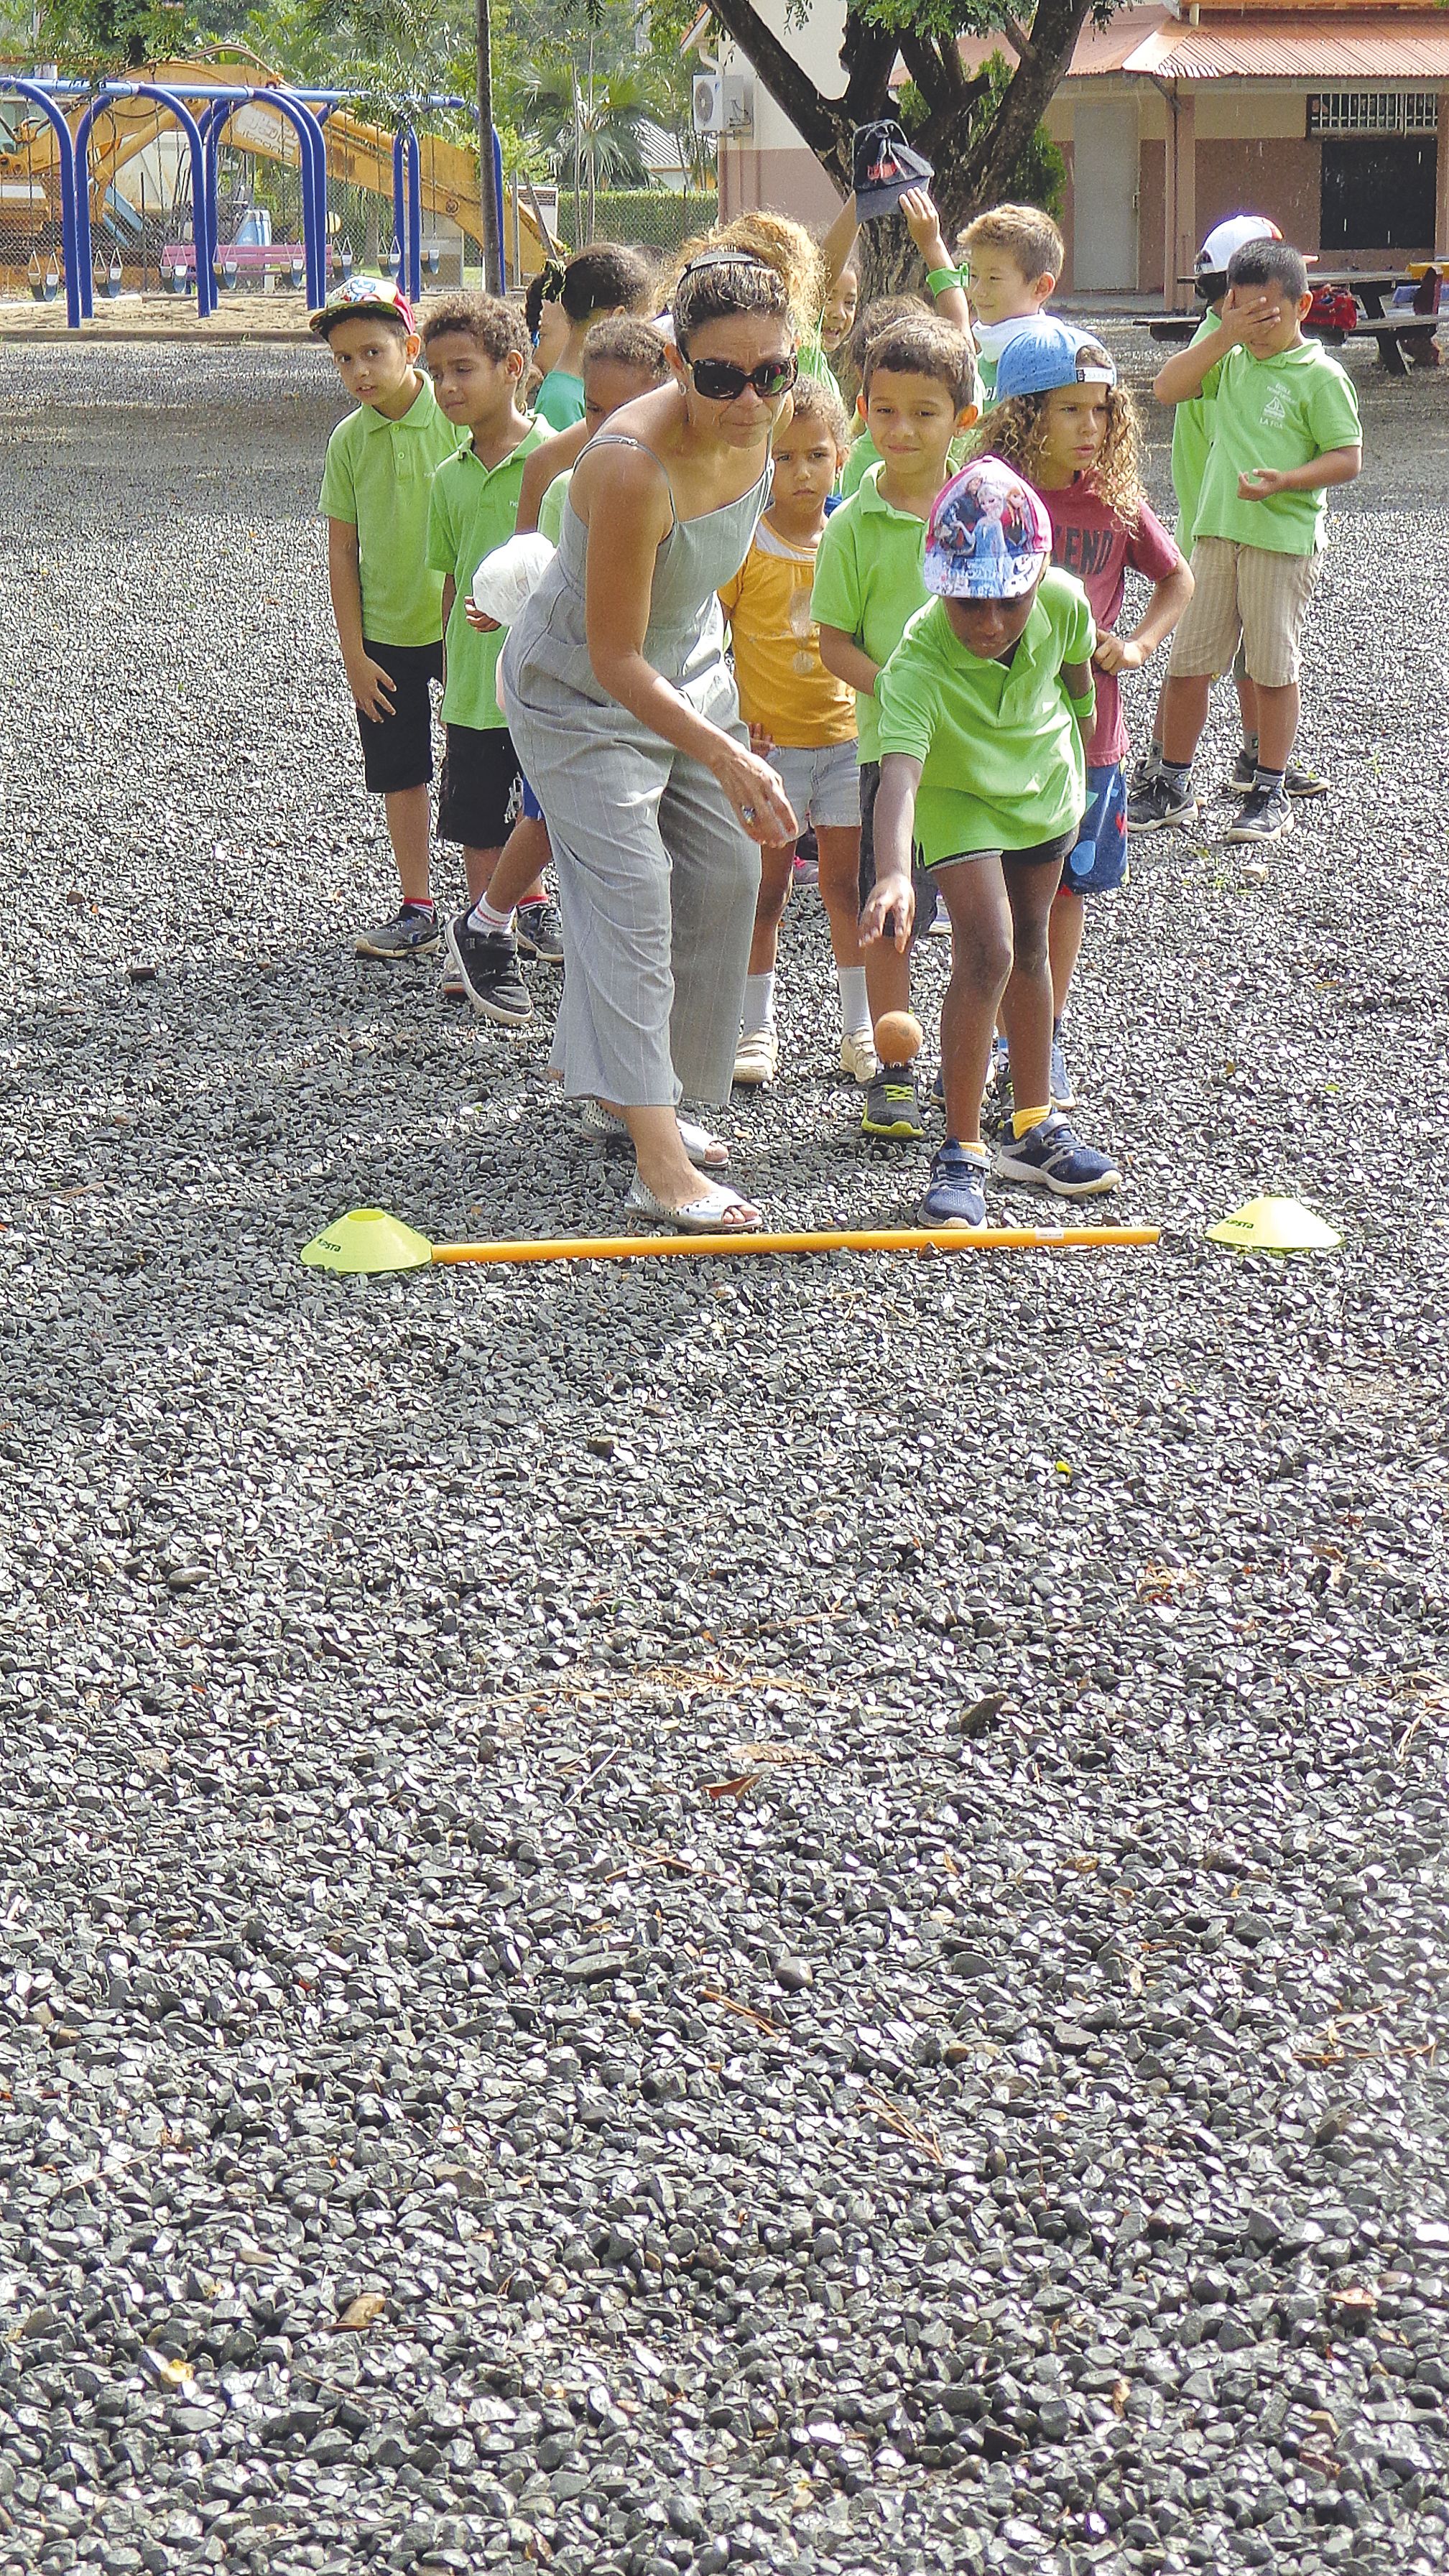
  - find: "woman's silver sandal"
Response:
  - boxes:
[624,1175,761,1234]
[576,1096,728,1170]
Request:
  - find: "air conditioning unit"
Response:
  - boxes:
[692,68,753,136]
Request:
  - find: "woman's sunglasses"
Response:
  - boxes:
[687,353,798,402]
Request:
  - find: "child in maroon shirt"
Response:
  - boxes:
[981,320,1193,1113]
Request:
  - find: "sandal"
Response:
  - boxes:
[576,1096,729,1170]
[624,1175,761,1234]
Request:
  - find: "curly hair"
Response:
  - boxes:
[978,377,1144,527]
[675,209,820,340]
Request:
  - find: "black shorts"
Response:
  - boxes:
[356,638,443,794]
[856,756,938,937]
[436,724,523,849]
[926,828,1076,878]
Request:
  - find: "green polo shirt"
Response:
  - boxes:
[1193,338,1361,557]
[810,463,932,762]
[537,465,573,550]
[318,374,464,649]
[876,571,1094,864]
[533,367,585,430]
[427,420,551,731]
[1170,310,1221,551]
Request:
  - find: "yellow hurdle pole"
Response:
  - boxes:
[430,1226,1159,1266]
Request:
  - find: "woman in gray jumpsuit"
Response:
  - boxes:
[501,250,801,1232]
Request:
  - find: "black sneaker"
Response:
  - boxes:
[861,1070,925,1141]
[1229,745,1259,793]
[516,897,565,964]
[1126,772,1198,835]
[444,914,534,1025]
[1126,749,1159,800]
[1223,786,1294,846]
[1284,756,1327,800]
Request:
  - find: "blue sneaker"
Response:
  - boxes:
[1050,1026,1076,1112]
[994,1113,1119,1198]
[920,1141,989,1227]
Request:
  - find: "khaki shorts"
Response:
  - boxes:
[1168,537,1320,690]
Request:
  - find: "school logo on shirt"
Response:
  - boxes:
[1259,391,1289,426]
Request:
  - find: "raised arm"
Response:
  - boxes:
[1154,282,1272,402]
[899,190,973,346]
[818,190,859,296]
[579,445,797,843]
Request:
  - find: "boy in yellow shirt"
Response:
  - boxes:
[719,379,874,1087]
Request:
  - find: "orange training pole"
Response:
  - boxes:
[429,1226,1159,1265]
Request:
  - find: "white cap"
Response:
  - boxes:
[1195,214,1282,279]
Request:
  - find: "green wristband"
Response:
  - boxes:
[927,264,964,296]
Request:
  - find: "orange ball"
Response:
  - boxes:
[872,1010,924,1065]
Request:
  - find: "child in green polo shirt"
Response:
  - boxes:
[422,295,554,1024]
[1133,215,1327,810]
[864,458,1121,1226]
[812,313,978,1141]
[1134,236,1361,845]
[314,276,464,963]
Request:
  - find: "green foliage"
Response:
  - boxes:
[897,52,1064,218]
[566,184,713,254]
[28,0,203,73]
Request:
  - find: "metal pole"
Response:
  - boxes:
[474,0,504,292]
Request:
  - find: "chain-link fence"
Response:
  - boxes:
[561,190,717,259]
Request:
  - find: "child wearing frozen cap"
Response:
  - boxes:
[864,456,1121,1228]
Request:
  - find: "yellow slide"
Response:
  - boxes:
[0,47,550,274]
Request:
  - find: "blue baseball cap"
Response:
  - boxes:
[994,318,1117,403]
[922,458,1052,601]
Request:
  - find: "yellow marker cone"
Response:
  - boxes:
[1206,1195,1341,1254]
[300,1208,435,1275]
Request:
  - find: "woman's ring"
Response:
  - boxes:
[740,802,757,823]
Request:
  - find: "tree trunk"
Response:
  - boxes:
[708,0,1099,300]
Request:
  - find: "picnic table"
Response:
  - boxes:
[1134,262,1445,373]
[162,241,338,289]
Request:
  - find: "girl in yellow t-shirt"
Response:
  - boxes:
[719,377,875,1088]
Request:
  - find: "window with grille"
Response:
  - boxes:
[1307,92,1438,136]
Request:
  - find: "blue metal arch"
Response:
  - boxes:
[392,126,422,306]
[74,84,215,318]
[0,78,80,328]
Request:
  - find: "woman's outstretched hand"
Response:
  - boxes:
[713,737,799,844]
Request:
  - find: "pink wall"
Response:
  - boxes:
[1195,139,1322,256]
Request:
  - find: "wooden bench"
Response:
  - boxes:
[1133,314,1200,343]
[1347,313,1442,375]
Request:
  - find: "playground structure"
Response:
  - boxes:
[0,50,555,329]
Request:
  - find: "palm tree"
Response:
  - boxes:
[521,60,657,238]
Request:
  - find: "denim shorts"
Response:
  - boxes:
[769,738,860,833]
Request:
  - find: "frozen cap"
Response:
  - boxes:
[1194,216,1281,287]
[310,274,417,338]
[923,457,1052,601]
[851,120,934,225]
[994,318,1117,402]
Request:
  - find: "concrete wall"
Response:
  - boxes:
[716,0,848,225]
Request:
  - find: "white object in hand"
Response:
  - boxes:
[471,532,556,624]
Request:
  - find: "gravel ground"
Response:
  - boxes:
[1,340,1448,2576]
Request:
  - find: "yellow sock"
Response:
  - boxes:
[1012,1103,1050,1139]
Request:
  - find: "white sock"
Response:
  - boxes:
[466,891,514,937]
[837,965,869,1034]
[741,972,775,1038]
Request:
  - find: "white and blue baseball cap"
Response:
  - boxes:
[993,318,1117,404]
